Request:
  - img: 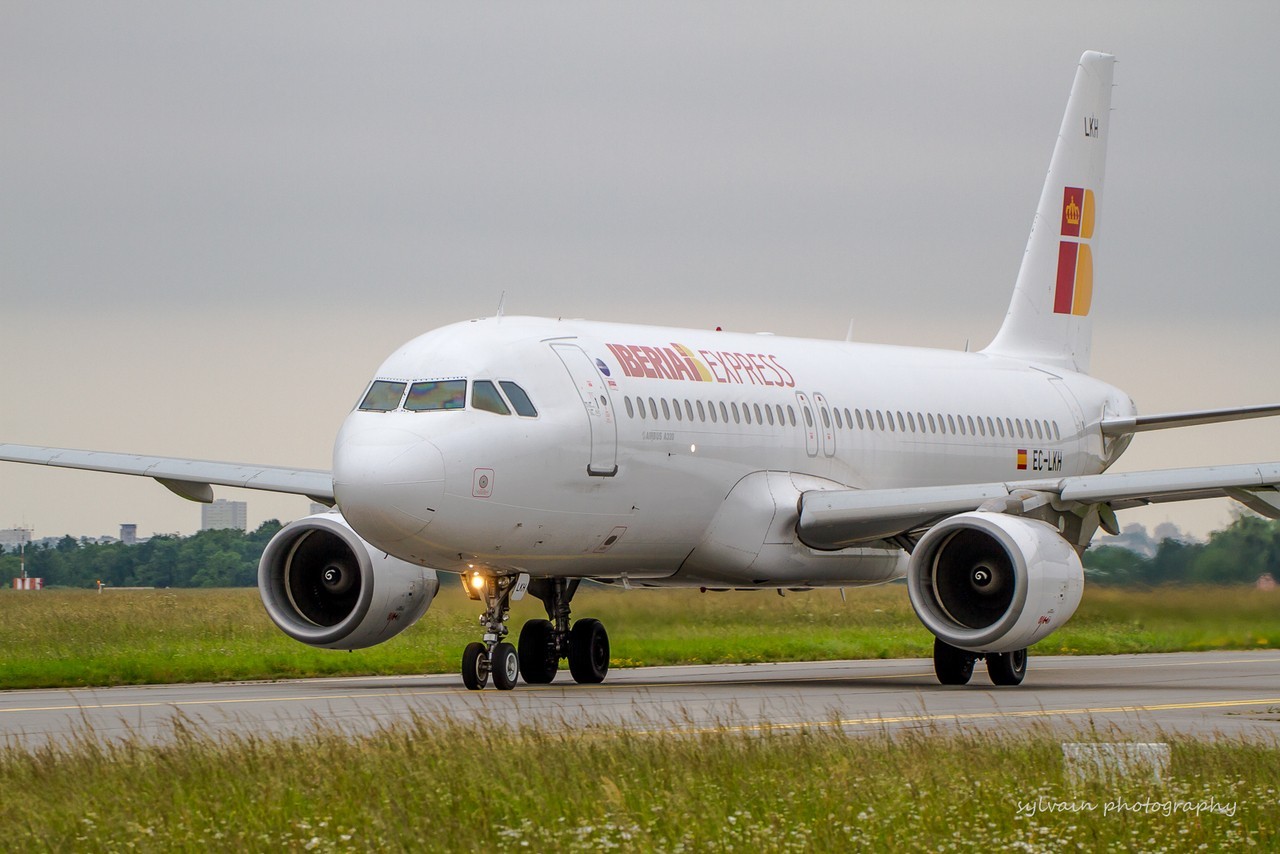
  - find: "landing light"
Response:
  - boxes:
[470,573,485,591]
[690,444,697,454]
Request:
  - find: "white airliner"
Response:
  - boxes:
[4,52,1280,690]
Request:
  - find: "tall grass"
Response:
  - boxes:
[0,583,1276,690]
[0,716,1275,851]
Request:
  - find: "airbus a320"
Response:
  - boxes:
[5,51,1279,690]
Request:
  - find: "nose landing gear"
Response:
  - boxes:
[460,572,525,691]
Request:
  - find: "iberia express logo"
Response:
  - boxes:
[605,342,795,388]
[1054,186,1095,316]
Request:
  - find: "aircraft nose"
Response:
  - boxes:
[333,425,445,546]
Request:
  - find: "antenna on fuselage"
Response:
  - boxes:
[495,291,506,320]
[844,319,855,342]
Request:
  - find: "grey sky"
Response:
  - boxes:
[2,3,1278,540]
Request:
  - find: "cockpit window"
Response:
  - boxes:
[499,381,538,417]
[471,380,510,415]
[405,380,466,412]
[358,380,406,412]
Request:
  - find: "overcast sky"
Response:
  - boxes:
[2,2,1278,541]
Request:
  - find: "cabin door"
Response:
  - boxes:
[551,343,619,477]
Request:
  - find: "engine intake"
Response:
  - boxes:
[907,512,1083,654]
[259,512,439,650]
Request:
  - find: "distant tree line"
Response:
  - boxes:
[0,522,283,588]
[1084,513,1280,586]
[2,513,1277,589]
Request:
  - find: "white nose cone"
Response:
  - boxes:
[333,424,445,547]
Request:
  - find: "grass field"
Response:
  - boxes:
[0,582,1277,690]
[1,717,1275,851]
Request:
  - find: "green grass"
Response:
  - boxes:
[1,718,1276,851]
[0,583,1277,690]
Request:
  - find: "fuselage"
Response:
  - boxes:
[332,316,1135,587]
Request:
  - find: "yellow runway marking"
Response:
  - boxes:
[647,697,1280,735]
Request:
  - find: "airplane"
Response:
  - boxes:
[4,51,1280,691]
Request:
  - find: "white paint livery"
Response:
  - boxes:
[3,52,1279,688]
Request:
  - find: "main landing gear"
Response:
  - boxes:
[460,575,610,691]
[932,638,1028,686]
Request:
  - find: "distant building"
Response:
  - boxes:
[1259,573,1277,592]
[201,499,248,532]
[0,528,33,550]
[120,524,138,546]
[309,502,331,517]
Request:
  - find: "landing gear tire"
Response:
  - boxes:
[568,618,610,684]
[492,642,520,691]
[933,638,975,686]
[986,648,1028,686]
[518,619,559,684]
[462,641,489,691]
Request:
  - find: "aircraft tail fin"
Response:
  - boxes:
[983,51,1115,374]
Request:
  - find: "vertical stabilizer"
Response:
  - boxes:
[984,51,1115,374]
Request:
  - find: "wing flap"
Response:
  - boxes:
[0,443,334,503]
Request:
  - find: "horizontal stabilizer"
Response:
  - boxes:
[1100,403,1280,436]
[0,443,334,505]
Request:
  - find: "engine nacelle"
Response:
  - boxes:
[907,512,1083,654]
[258,512,439,650]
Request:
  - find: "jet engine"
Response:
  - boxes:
[907,512,1083,654]
[258,512,439,650]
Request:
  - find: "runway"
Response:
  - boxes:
[2,651,1279,748]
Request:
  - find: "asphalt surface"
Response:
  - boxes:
[3,651,1279,748]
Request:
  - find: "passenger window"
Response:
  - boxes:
[887,412,896,432]
[498,381,538,417]
[661,398,671,420]
[1053,421,1061,441]
[720,402,730,423]
[820,408,830,429]
[754,404,764,424]
[743,404,752,425]
[697,400,707,422]
[928,413,937,433]
[406,379,467,412]
[671,398,682,421]
[834,408,843,429]
[766,405,775,426]
[996,418,1005,438]
[638,398,647,419]
[358,380,407,412]
[732,402,741,424]
[625,397,635,419]
[875,411,885,431]
[896,412,905,432]
[855,409,865,430]
[787,406,797,427]
[906,412,916,432]
[649,398,659,420]
[803,408,814,428]
[708,401,718,423]
[685,400,695,421]
[977,417,986,437]
[1035,420,1045,440]
[966,416,976,435]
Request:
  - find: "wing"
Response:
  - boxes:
[797,461,1280,550]
[0,443,334,506]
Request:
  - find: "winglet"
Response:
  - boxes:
[984,51,1115,374]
